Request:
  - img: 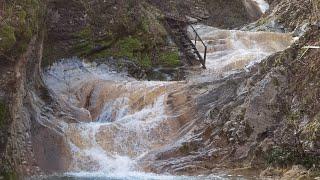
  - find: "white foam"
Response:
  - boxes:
[252,0,269,13]
[187,24,292,78]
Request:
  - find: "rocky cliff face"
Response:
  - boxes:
[245,0,316,33]
[0,1,74,177]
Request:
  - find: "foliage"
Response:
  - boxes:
[116,36,144,58]
[159,50,181,67]
[0,0,43,57]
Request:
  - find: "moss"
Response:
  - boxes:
[0,172,18,180]
[1,0,42,57]
[256,17,268,26]
[58,0,179,70]
[0,25,17,52]
[115,36,143,57]
[75,26,92,40]
[91,49,112,59]
[159,50,181,67]
[73,42,94,56]
[140,17,150,33]
[137,54,152,68]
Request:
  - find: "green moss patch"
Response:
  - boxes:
[67,1,181,70]
[116,36,144,58]
[159,50,181,67]
[0,0,43,57]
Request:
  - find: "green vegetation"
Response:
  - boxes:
[89,36,152,68]
[113,36,152,68]
[159,50,181,67]
[0,172,18,180]
[116,36,144,59]
[256,17,268,26]
[0,0,43,57]
[68,1,180,70]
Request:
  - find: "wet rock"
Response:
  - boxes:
[260,167,283,178]
[95,58,147,79]
[281,165,308,180]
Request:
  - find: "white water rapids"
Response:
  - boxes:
[43,10,294,180]
[252,0,270,13]
[187,24,292,82]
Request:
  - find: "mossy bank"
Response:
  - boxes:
[43,0,182,79]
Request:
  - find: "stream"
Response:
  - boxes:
[40,2,294,179]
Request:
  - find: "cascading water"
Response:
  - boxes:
[187,24,293,82]
[252,0,270,13]
[42,1,295,178]
[43,60,203,179]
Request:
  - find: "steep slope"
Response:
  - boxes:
[143,1,320,179]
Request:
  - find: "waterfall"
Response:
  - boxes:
[44,59,193,178]
[187,24,293,82]
[252,0,270,13]
[43,21,293,179]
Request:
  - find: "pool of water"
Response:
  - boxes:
[38,171,247,180]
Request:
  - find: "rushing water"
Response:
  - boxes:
[252,0,270,13]
[44,60,196,179]
[187,24,292,82]
[42,11,294,179]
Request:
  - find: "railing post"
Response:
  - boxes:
[190,24,207,69]
[204,46,207,69]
